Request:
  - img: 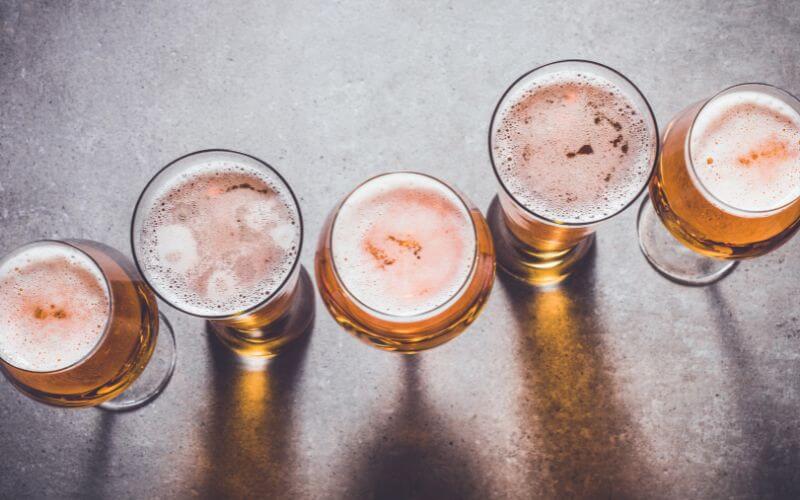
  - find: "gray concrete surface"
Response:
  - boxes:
[1,1,800,498]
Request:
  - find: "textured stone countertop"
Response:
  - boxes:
[1,1,799,498]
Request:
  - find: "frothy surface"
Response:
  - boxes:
[0,242,109,372]
[691,89,800,213]
[136,160,300,317]
[493,70,656,224]
[332,173,476,317]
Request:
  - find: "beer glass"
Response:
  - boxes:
[131,150,313,362]
[315,171,495,352]
[488,60,659,286]
[0,240,176,410]
[637,83,800,285]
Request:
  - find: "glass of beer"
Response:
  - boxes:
[131,150,313,361]
[488,60,659,286]
[637,83,800,285]
[315,171,495,353]
[0,239,176,410]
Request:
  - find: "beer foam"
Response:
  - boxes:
[492,70,656,224]
[691,89,800,213]
[331,173,476,317]
[136,160,301,317]
[0,242,110,372]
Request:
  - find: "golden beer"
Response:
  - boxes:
[315,172,495,352]
[0,240,162,407]
[489,60,658,285]
[639,84,800,284]
[132,150,312,359]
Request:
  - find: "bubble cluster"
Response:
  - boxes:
[136,160,300,317]
[492,70,656,224]
[691,89,800,213]
[331,173,476,318]
[0,242,110,372]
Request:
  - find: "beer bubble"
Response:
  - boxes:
[0,242,110,372]
[493,69,656,223]
[690,89,800,213]
[331,173,476,317]
[136,160,300,316]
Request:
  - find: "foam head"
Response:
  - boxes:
[0,242,110,372]
[690,85,800,214]
[133,151,301,317]
[331,172,476,318]
[492,63,657,224]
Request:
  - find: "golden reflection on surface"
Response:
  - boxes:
[238,370,268,404]
[200,320,311,498]
[502,250,655,498]
[229,369,269,477]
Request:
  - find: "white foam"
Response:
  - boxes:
[331,172,476,317]
[492,69,657,224]
[135,156,301,317]
[155,224,199,274]
[243,198,279,231]
[691,89,800,213]
[0,242,109,372]
[270,223,298,252]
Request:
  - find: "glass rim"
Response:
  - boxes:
[129,148,304,320]
[488,58,661,227]
[685,82,800,217]
[0,239,113,374]
[327,170,480,322]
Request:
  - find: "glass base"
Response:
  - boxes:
[637,195,738,286]
[99,312,177,411]
[487,197,594,287]
[209,267,315,363]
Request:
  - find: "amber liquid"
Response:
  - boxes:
[490,192,594,286]
[315,206,495,353]
[209,266,314,359]
[0,241,158,407]
[650,102,800,259]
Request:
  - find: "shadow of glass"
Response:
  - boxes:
[76,411,115,498]
[200,297,314,498]
[499,245,655,497]
[339,356,488,499]
[704,287,800,498]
